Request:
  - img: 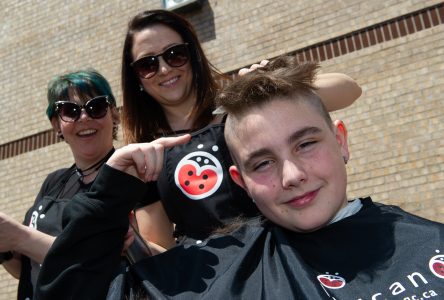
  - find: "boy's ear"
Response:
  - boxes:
[229,165,247,190]
[333,120,350,162]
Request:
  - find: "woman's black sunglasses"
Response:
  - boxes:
[54,95,110,122]
[131,43,190,79]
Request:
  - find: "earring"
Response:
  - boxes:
[343,156,348,164]
[57,131,64,140]
[139,85,144,92]
[252,198,256,204]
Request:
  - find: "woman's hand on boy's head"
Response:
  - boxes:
[106,134,191,182]
[238,60,269,76]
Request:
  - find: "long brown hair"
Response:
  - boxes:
[121,10,224,143]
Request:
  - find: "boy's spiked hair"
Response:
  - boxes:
[216,55,333,129]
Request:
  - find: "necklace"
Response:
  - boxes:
[75,148,114,182]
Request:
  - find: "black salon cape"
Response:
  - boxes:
[35,165,444,299]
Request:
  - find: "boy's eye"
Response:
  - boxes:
[299,140,317,150]
[253,160,273,171]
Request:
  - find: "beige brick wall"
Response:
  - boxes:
[325,25,444,222]
[197,0,442,70]
[1,0,442,144]
[1,0,443,298]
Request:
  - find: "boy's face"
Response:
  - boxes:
[228,98,349,232]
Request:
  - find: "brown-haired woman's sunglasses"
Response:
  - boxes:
[131,43,190,79]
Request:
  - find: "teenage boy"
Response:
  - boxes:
[35,57,443,300]
[217,56,444,299]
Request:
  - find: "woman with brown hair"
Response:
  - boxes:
[120,9,362,249]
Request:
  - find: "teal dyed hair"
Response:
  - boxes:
[46,69,116,120]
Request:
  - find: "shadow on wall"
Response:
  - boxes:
[183,0,216,42]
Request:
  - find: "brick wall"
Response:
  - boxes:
[1,0,443,298]
[326,25,444,220]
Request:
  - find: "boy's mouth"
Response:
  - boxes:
[285,189,319,208]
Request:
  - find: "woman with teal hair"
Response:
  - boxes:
[0,68,120,300]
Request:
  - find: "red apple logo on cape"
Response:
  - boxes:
[429,254,444,279]
[175,151,223,200]
[317,274,346,289]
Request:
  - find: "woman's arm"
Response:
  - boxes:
[107,135,192,251]
[0,212,55,277]
[239,61,361,112]
[314,73,362,112]
[135,201,176,251]
[2,254,21,279]
[36,136,191,299]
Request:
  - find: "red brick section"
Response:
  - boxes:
[0,130,59,160]
[286,3,444,62]
[0,2,443,161]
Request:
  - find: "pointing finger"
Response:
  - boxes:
[153,134,191,149]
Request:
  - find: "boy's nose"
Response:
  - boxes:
[281,160,307,189]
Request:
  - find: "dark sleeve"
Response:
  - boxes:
[34,165,148,300]
[134,181,161,209]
